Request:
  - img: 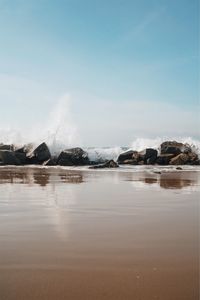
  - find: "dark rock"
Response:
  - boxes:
[89,160,119,169]
[0,150,20,165]
[160,141,191,155]
[154,171,161,174]
[0,144,13,151]
[117,150,142,164]
[156,154,175,165]
[57,159,74,166]
[147,156,157,164]
[176,167,182,170]
[143,148,158,164]
[118,148,158,165]
[14,146,26,153]
[57,147,89,166]
[187,152,199,165]
[145,148,158,159]
[27,142,51,164]
[43,158,57,166]
[192,159,200,165]
[14,152,26,164]
[117,150,135,163]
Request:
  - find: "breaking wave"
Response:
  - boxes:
[0,94,199,161]
[85,137,200,162]
[0,94,80,154]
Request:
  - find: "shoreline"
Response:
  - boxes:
[0,167,199,300]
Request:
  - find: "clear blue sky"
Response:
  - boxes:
[0,0,199,146]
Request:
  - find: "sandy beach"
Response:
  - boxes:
[0,166,199,300]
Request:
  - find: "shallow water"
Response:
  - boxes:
[0,166,199,300]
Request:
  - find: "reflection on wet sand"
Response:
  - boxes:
[0,166,199,300]
[159,177,193,189]
[143,177,157,184]
[59,173,83,184]
[142,175,196,189]
[124,170,199,190]
[34,172,50,186]
[0,167,199,190]
[0,171,29,184]
[0,168,83,186]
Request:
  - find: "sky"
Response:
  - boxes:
[0,0,199,146]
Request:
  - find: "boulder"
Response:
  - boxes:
[118,148,158,165]
[169,153,189,165]
[122,159,138,165]
[57,147,89,166]
[187,152,199,165]
[156,154,175,165]
[27,142,51,164]
[147,156,157,164]
[43,158,57,166]
[141,148,158,164]
[170,152,199,165]
[117,150,143,164]
[117,150,136,163]
[14,146,27,153]
[0,150,20,165]
[89,160,119,169]
[160,141,191,155]
[14,152,26,164]
[0,144,13,151]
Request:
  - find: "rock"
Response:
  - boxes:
[145,148,158,159]
[132,151,142,161]
[156,154,175,165]
[117,150,136,163]
[57,158,74,166]
[154,171,161,174]
[122,159,138,165]
[143,148,158,164]
[0,150,20,165]
[89,160,119,169]
[147,156,157,164]
[14,146,26,153]
[117,150,143,164]
[169,153,189,165]
[57,147,89,166]
[160,141,191,155]
[187,152,199,165]
[27,142,51,164]
[176,167,182,170]
[0,144,13,151]
[14,152,26,164]
[193,160,200,165]
[43,158,57,166]
[170,152,199,165]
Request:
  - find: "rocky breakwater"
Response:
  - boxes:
[0,140,199,167]
[0,142,51,166]
[117,141,199,166]
[0,143,90,167]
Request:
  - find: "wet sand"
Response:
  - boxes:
[0,166,199,300]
